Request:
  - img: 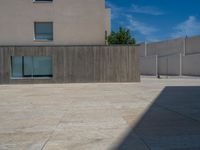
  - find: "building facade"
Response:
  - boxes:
[0,0,111,45]
[0,0,140,84]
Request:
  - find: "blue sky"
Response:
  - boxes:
[106,0,200,43]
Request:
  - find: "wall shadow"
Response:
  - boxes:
[114,86,200,150]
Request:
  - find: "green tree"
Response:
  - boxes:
[108,27,136,45]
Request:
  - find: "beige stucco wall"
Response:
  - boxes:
[105,8,111,35]
[0,0,111,45]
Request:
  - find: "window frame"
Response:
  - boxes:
[34,22,53,42]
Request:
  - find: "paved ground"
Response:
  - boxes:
[0,78,200,150]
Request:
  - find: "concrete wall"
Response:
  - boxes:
[140,54,181,76]
[138,35,200,76]
[140,55,157,75]
[182,54,200,76]
[0,0,110,45]
[147,38,184,56]
[136,43,146,57]
[0,46,140,84]
[158,54,181,75]
[186,36,200,55]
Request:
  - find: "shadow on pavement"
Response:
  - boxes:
[114,86,200,150]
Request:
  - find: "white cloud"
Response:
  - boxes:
[106,2,164,19]
[130,4,164,16]
[172,16,200,38]
[126,15,157,35]
[126,15,159,42]
[105,1,160,42]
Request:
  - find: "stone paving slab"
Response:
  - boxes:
[0,78,200,150]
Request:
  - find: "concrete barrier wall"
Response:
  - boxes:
[182,54,200,76]
[158,54,180,75]
[138,35,200,76]
[0,49,3,84]
[147,38,184,56]
[140,55,157,75]
[0,46,140,84]
[136,43,146,57]
[186,36,200,55]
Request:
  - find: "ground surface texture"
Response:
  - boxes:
[0,78,200,150]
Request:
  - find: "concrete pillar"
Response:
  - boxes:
[180,53,182,76]
[145,41,147,56]
[156,55,158,77]
[183,36,187,56]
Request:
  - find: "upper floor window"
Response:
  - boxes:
[34,22,53,41]
[33,0,53,2]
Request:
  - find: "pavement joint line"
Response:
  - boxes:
[122,86,200,149]
[124,84,200,124]
[2,79,200,149]
[155,103,200,124]
[40,101,74,150]
[134,131,152,150]
[115,89,152,150]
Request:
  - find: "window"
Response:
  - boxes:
[11,56,53,78]
[33,0,53,2]
[34,22,53,41]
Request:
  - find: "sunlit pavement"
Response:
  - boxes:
[0,78,200,150]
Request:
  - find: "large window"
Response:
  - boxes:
[33,0,53,2]
[11,56,53,78]
[34,22,53,41]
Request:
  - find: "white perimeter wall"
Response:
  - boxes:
[158,54,181,75]
[139,35,200,76]
[182,54,200,76]
[140,56,157,75]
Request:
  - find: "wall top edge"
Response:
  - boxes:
[0,45,135,48]
[138,35,200,45]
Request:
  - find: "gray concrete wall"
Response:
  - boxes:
[0,0,110,45]
[0,46,140,84]
[182,54,200,76]
[140,55,157,75]
[136,43,146,57]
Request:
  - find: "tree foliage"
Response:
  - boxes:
[108,27,136,45]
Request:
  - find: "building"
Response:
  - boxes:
[0,0,140,84]
[0,0,111,45]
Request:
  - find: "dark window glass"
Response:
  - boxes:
[34,22,53,41]
[34,0,53,2]
[11,56,23,78]
[24,57,33,77]
[33,57,52,77]
[11,56,53,78]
